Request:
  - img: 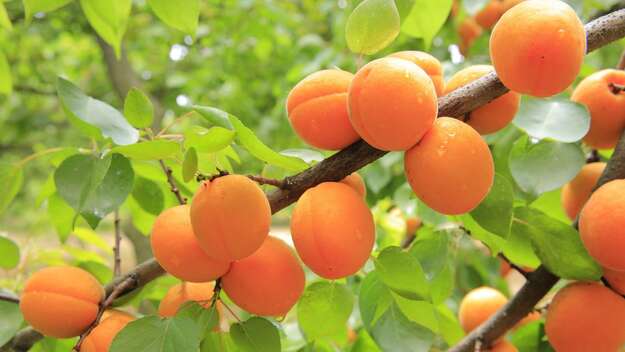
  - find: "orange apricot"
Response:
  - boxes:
[603,267,625,295]
[579,179,625,271]
[221,236,305,317]
[404,117,494,215]
[290,182,375,279]
[348,57,438,151]
[545,282,625,352]
[458,17,483,56]
[151,205,231,282]
[490,0,585,97]
[499,258,512,277]
[286,69,360,150]
[502,0,524,12]
[458,287,508,333]
[80,311,134,352]
[405,217,422,235]
[190,174,271,262]
[100,309,134,322]
[387,51,445,95]
[571,69,625,149]
[489,340,518,352]
[158,282,215,317]
[445,65,520,134]
[19,266,104,338]
[340,172,366,198]
[560,162,606,220]
[475,0,504,29]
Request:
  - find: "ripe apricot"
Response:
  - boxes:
[290,182,375,278]
[387,51,445,95]
[151,205,231,282]
[490,0,585,97]
[100,309,134,322]
[459,287,508,333]
[406,217,422,235]
[286,69,359,150]
[458,18,483,56]
[221,236,305,317]
[340,172,366,198]
[502,0,524,12]
[190,174,271,262]
[348,57,438,151]
[158,282,215,317]
[579,179,625,271]
[80,311,134,352]
[603,267,625,295]
[445,65,520,134]
[571,69,625,149]
[404,117,494,215]
[489,340,517,352]
[546,282,625,352]
[475,0,504,29]
[560,162,606,220]
[20,266,104,338]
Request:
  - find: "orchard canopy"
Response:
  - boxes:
[2,0,625,351]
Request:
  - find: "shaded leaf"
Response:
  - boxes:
[182,148,198,182]
[0,299,22,346]
[375,246,429,300]
[470,173,514,238]
[110,315,201,352]
[230,317,280,352]
[23,0,73,20]
[0,163,23,216]
[0,236,19,269]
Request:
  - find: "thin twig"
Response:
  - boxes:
[247,175,286,189]
[159,160,186,205]
[498,254,530,280]
[0,292,19,304]
[401,234,416,249]
[113,209,121,278]
[210,278,222,308]
[219,300,242,322]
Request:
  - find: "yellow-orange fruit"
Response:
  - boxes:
[222,236,305,317]
[489,340,518,352]
[387,51,445,95]
[458,18,483,56]
[445,65,520,134]
[190,174,271,262]
[603,267,625,295]
[579,179,625,271]
[80,312,134,352]
[490,0,585,97]
[571,69,625,149]
[151,205,231,282]
[19,266,104,338]
[348,57,438,151]
[546,282,625,352]
[340,172,366,198]
[404,117,494,215]
[291,182,375,279]
[158,282,215,317]
[502,0,524,12]
[286,69,359,150]
[459,287,508,333]
[406,217,422,235]
[499,258,511,277]
[475,0,504,29]
[560,162,606,220]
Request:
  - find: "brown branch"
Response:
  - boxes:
[0,292,19,304]
[159,160,187,205]
[113,209,121,278]
[498,254,530,280]
[247,175,287,189]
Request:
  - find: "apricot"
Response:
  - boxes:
[80,311,134,352]
[475,0,504,29]
[545,282,625,352]
[514,311,541,330]
[499,258,511,277]
[579,179,625,271]
[405,217,422,235]
[221,236,305,316]
[502,0,524,12]
[445,65,520,134]
[286,69,359,150]
[348,57,438,151]
[19,266,104,338]
[571,69,625,149]
[190,174,271,262]
[340,172,366,198]
[489,340,517,352]
[560,162,606,220]
[458,18,483,56]
[100,309,134,322]
[387,51,445,95]
[459,287,508,333]
[490,0,585,97]
[603,267,625,295]
[290,182,375,278]
[404,117,494,215]
[151,205,231,282]
[158,282,215,317]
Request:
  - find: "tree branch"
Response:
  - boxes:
[113,209,121,278]
[159,160,187,205]
[0,292,19,304]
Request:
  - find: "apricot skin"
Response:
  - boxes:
[387,51,445,96]
[405,217,422,235]
[340,172,366,198]
[190,174,271,262]
[546,282,625,352]
[579,179,625,271]
[348,57,438,151]
[151,205,231,282]
[489,340,517,352]
[560,162,606,220]
[158,282,215,317]
[458,18,483,56]
[290,182,375,279]
[404,117,494,215]
[475,0,504,29]
[286,69,359,150]
[490,0,585,97]
[20,266,104,338]
[603,267,625,295]
[445,65,520,135]
[221,236,305,317]
[571,69,625,149]
[80,312,134,352]
[458,287,508,333]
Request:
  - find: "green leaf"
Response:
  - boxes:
[184,126,235,153]
[148,0,199,35]
[513,207,602,280]
[513,96,590,143]
[113,140,180,160]
[73,227,113,253]
[0,236,19,269]
[370,303,434,352]
[131,177,164,216]
[201,332,239,352]
[395,0,415,20]
[470,174,514,238]
[374,246,429,300]
[0,50,12,95]
[124,88,154,128]
[0,3,12,30]
[48,193,74,242]
[57,77,139,145]
[23,0,73,20]
[280,149,324,164]
[182,148,198,182]
[176,302,219,333]
[409,229,454,304]
[510,321,552,352]
[78,261,113,284]
[230,317,281,352]
[297,281,353,341]
[345,0,400,55]
[193,106,233,129]
[80,0,131,57]
[110,315,201,352]
[0,162,23,216]
[0,299,23,346]
[359,271,394,330]
[392,295,439,333]
[402,0,453,48]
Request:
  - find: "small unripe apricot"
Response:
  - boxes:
[158,282,215,317]
[475,0,504,29]
[445,65,520,134]
[546,282,625,352]
[286,69,360,150]
[571,69,625,149]
[560,162,606,220]
[190,174,271,262]
[340,172,366,198]
[222,236,305,317]
[348,57,438,151]
[80,311,134,352]
[151,205,231,282]
[579,179,625,271]
[387,51,445,95]
[490,0,585,97]
[20,266,104,338]
[291,182,375,279]
[459,287,508,333]
[603,267,625,295]
[458,18,483,56]
[404,117,494,215]
[489,340,517,352]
